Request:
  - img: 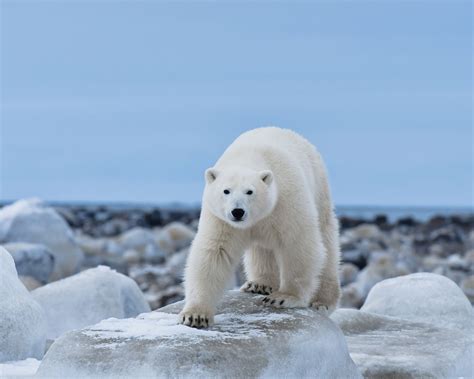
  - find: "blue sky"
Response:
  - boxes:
[1,1,472,206]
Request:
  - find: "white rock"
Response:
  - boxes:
[345,223,384,242]
[0,247,47,362]
[339,283,364,309]
[154,222,195,254]
[361,273,472,330]
[36,291,361,378]
[351,252,407,298]
[123,249,141,264]
[0,199,83,280]
[333,273,473,378]
[333,309,472,379]
[31,266,151,339]
[119,227,155,250]
[3,242,55,283]
[75,233,107,256]
[0,358,41,378]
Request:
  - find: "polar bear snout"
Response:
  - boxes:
[231,208,245,221]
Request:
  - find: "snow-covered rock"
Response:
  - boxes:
[31,266,151,339]
[0,199,84,280]
[0,247,47,362]
[2,242,55,284]
[0,358,41,378]
[37,291,361,378]
[361,272,472,330]
[333,273,473,378]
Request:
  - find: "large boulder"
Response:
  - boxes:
[37,291,361,378]
[32,266,151,340]
[332,273,473,378]
[361,272,473,330]
[0,247,47,362]
[2,242,55,284]
[0,199,84,280]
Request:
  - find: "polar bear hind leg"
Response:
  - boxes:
[311,177,341,314]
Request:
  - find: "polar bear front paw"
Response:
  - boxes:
[179,307,214,328]
[240,281,273,295]
[262,292,307,308]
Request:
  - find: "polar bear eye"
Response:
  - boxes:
[223,189,230,195]
[246,190,253,195]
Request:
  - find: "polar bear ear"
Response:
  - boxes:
[260,170,273,185]
[205,168,219,184]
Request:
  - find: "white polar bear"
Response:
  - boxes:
[180,127,341,328]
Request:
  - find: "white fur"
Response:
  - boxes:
[180,127,341,328]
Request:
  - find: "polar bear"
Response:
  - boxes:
[180,127,341,328]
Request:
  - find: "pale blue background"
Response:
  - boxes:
[1,1,472,206]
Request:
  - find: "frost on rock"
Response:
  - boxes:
[0,247,47,362]
[32,266,151,340]
[332,273,474,379]
[37,291,361,379]
[0,199,84,280]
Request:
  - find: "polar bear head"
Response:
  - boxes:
[203,166,278,229]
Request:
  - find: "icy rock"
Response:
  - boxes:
[0,358,41,378]
[0,247,47,362]
[333,309,473,379]
[31,266,150,339]
[333,273,473,378]
[37,291,361,379]
[0,199,84,280]
[2,242,55,284]
[361,273,472,330]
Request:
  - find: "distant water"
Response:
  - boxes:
[335,205,473,222]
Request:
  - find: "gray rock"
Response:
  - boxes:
[332,273,473,378]
[37,291,361,378]
[32,266,151,340]
[0,199,84,280]
[3,242,55,283]
[0,247,47,362]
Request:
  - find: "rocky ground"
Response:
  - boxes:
[1,199,473,312]
[0,198,472,377]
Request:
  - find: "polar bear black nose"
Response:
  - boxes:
[231,208,245,220]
